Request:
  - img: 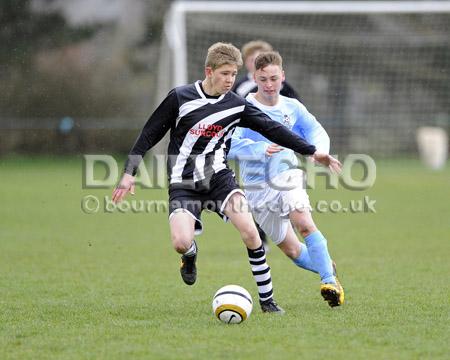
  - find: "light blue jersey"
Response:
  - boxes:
[228,93,330,186]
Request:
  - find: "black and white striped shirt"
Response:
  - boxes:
[125,81,315,186]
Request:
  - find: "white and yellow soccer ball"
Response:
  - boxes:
[212,285,253,324]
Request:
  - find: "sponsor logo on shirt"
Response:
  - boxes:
[189,124,224,138]
[283,114,292,129]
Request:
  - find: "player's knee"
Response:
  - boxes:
[299,226,317,238]
[173,241,191,254]
[294,222,317,238]
[171,233,192,253]
[291,211,317,238]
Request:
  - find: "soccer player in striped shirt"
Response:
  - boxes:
[112,42,341,314]
[229,51,344,307]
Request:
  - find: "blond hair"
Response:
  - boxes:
[254,51,283,71]
[205,42,243,69]
[241,40,273,61]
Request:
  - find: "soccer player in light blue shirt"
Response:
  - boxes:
[229,51,344,307]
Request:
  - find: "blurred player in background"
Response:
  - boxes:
[112,42,341,313]
[229,51,345,307]
[233,40,300,99]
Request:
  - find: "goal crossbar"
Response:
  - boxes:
[172,1,450,15]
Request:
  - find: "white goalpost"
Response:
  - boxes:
[158,1,450,158]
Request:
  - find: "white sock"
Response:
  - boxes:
[183,240,197,257]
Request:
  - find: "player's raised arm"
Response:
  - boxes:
[292,102,330,154]
[240,101,315,155]
[240,101,341,172]
[112,90,178,203]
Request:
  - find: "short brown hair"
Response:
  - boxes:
[241,40,273,61]
[254,51,283,71]
[205,42,243,69]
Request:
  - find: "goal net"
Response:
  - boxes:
[159,1,450,158]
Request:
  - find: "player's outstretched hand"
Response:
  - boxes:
[266,143,284,157]
[112,173,135,203]
[312,152,342,174]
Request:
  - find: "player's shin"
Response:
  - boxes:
[292,242,318,273]
[304,231,335,284]
[247,244,273,302]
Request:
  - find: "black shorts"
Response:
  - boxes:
[168,169,244,235]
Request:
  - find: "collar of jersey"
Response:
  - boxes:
[246,93,280,111]
[195,81,226,102]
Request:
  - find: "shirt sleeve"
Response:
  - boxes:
[124,89,178,175]
[238,101,316,155]
[228,126,269,160]
[292,102,330,153]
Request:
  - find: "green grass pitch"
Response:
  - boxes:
[1,156,449,359]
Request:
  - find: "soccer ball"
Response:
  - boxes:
[212,285,253,324]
